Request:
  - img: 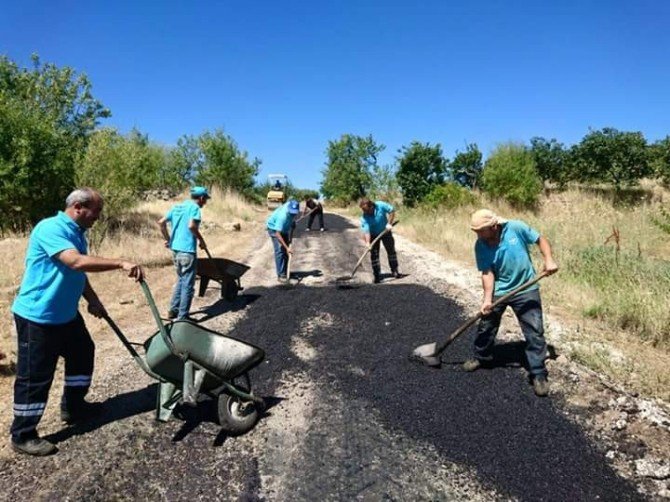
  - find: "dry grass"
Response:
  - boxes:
[0,189,265,369]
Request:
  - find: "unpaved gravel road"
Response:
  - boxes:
[0,214,646,501]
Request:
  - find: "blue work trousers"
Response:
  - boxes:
[473,289,548,377]
[169,251,197,319]
[268,230,289,278]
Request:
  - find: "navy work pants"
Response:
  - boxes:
[370,232,398,278]
[473,289,548,377]
[11,313,94,441]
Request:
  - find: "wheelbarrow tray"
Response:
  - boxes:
[197,258,249,281]
[144,320,265,387]
[197,258,250,300]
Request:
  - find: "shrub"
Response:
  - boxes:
[481,143,542,208]
[423,182,478,209]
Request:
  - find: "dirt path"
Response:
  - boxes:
[0,213,667,500]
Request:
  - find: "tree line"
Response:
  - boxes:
[321,130,670,209]
[0,55,262,234]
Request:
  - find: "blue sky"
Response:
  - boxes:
[2,0,669,190]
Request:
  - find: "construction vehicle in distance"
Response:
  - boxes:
[266,174,289,210]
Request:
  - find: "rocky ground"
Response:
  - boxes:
[0,213,668,501]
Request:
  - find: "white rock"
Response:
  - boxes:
[635,458,670,479]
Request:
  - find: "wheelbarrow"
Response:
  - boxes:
[104,279,266,435]
[197,249,250,302]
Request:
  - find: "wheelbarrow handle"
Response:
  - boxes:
[139,279,185,360]
[102,313,164,381]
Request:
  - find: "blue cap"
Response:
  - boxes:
[190,186,210,199]
[287,200,300,214]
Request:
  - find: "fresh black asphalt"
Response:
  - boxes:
[226,214,643,501]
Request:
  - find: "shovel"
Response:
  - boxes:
[335,220,399,285]
[286,224,295,281]
[410,271,549,368]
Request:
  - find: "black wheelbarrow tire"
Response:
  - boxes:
[217,391,261,435]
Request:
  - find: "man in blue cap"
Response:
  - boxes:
[158,186,210,319]
[266,199,300,282]
[11,187,144,456]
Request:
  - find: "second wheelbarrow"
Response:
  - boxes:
[105,279,266,435]
[197,250,250,301]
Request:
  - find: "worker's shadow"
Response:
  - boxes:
[291,269,323,282]
[45,384,157,445]
[171,396,285,446]
[191,293,261,323]
[443,341,558,371]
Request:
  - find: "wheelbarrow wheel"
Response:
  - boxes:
[217,391,261,435]
[217,374,261,435]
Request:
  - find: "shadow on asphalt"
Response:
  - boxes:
[441,340,559,371]
[171,395,286,446]
[221,282,642,501]
[45,384,157,444]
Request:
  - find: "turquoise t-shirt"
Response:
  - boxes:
[360,201,394,235]
[474,220,540,296]
[266,202,296,234]
[166,200,201,253]
[12,211,88,324]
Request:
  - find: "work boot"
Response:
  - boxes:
[373,274,382,284]
[320,228,325,232]
[12,436,57,456]
[278,276,288,284]
[533,376,550,397]
[392,270,402,279]
[463,358,482,372]
[305,228,311,232]
[61,401,102,425]
[167,309,178,320]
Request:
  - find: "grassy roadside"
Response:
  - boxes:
[0,188,266,374]
[343,187,670,401]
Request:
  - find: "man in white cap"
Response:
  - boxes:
[158,186,210,320]
[464,209,558,397]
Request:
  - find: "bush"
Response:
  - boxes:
[481,143,542,208]
[76,128,167,247]
[423,182,478,209]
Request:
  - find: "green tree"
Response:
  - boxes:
[195,129,261,195]
[572,128,650,189]
[648,136,670,185]
[76,128,166,246]
[369,163,400,202]
[396,141,447,206]
[0,54,110,232]
[449,143,483,189]
[529,137,569,186]
[321,134,384,203]
[481,143,542,208]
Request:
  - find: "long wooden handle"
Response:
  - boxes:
[295,206,318,223]
[435,271,550,355]
[350,221,399,278]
